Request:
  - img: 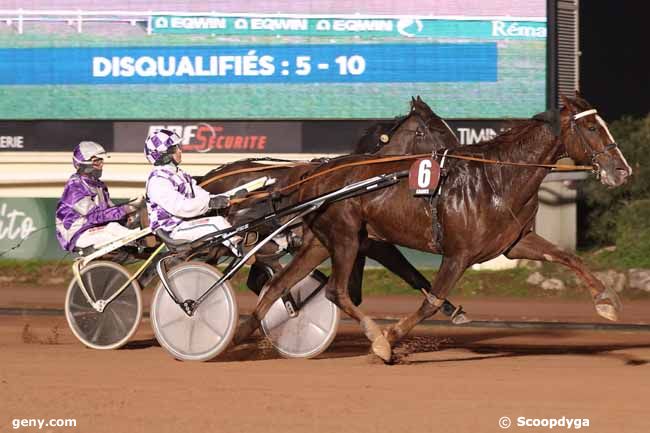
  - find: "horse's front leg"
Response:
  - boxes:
[361,239,471,324]
[320,229,393,362]
[505,232,621,321]
[384,255,470,346]
[308,209,393,362]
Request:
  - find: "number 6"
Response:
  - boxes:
[417,159,432,188]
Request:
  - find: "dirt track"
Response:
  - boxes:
[1,287,650,433]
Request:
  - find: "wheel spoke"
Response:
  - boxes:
[308,320,328,336]
[90,314,107,343]
[85,274,97,300]
[186,320,196,351]
[69,298,93,311]
[111,295,137,310]
[201,293,225,309]
[193,271,202,299]
[199,317,225,340]
[104,270,123,297]
[72,311,98,321]
[158,314,186,330]
[109,307,128,335]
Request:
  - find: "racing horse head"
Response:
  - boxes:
[354,96,459,155]
[560,92,632,187]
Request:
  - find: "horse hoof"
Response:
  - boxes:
[452,312,472,325]
[233,318,256,345]
[594,288,622,322]
[606,288,623,311]
[371,335,392,362]
[596,303,619,322]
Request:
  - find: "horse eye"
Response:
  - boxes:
[588,126,597,132]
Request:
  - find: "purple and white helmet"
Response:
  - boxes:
[72,141,107,170]
[144,129,182,165]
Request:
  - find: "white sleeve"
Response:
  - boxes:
[147,176,210,218]
[192,178,212,201]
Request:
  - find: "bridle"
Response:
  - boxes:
[370,109,444,153]
[368,114,408,153]
[568,108,619,177]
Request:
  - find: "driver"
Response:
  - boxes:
[143,129,239,254]
[55,141,139,252]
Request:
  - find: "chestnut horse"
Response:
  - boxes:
[234,94,632,362]
[200,97,464,316]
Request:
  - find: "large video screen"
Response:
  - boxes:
[0,1,547,120]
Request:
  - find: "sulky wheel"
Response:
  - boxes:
[261,270,340,358]
[65,261,143,350]
[150,262,238,361]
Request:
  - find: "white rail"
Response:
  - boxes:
[0,9,546,34]
[0,152,339,198]
[0,9,152,34]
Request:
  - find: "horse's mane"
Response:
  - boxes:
[456,118,552,156]
[463,94,592,151]
[449,95,593,157]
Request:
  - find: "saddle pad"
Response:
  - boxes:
[408,158,441,196]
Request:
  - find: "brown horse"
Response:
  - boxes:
[234,93,632,362]
[200,97,463,314]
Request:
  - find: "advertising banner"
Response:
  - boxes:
[0,119,518,153]
[114,121,302,153]
[302,119,519,152]
[0,122,114,152]
[0,198,65,260]
[151,15,546,41]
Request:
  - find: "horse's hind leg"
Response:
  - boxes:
[505,232,621,321]
[384,255,469,346]
[233,233,329,345]
[347,254,366,306]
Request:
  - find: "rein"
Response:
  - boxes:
[439,153,593,171]
[198,161,306,188]
[231,154,429,204]
[201,109,603,205]
[226,152,594,205]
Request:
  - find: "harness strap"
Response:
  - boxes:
[573,109,598,120]
[420,288,446,307]
[439,149,450,169]
[435,149,451,197]
[570,108,618,170]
